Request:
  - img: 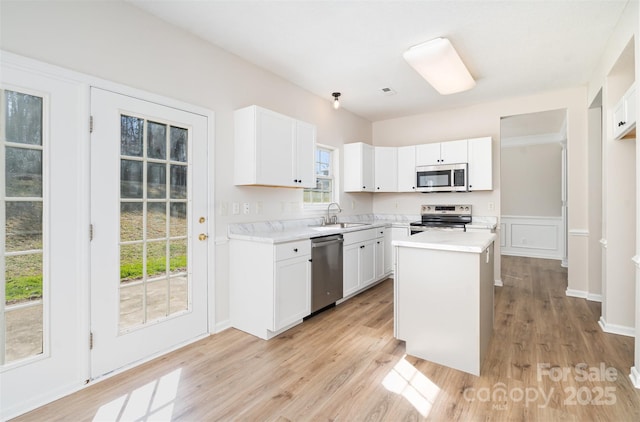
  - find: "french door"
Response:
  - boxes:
[90,88,209,378]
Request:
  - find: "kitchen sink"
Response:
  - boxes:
[309,222,371,230]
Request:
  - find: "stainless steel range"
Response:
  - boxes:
[409,204,472,235]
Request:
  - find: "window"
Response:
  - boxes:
[1,89,46,365]
[303,145,336,206]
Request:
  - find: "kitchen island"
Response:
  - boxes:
[393,231,496,376]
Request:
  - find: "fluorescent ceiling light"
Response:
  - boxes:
[403,38,476,95]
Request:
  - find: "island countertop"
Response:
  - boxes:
[392,230,497,253]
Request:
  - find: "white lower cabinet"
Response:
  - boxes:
[274,255,311,330]
[375,236,385,280]
[360,239,376,287]
[343,228,389,298]
[230,238,310,340]
[231,225,393,340]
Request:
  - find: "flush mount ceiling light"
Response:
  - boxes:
[403,37,476,95]
[332,92,341,109]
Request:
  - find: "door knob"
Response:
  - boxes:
[198,233,208,241]
[199,216,206,224]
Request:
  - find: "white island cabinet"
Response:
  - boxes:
[394,231,496,376]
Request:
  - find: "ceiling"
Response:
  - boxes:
[129,0,628,122]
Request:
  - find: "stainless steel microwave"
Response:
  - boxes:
[416,163,468,192]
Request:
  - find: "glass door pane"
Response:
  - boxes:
[119,115,189,332]
[1,89,45,365]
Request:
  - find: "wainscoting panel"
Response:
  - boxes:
[501,215,564,260]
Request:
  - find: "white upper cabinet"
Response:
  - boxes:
[234,105,316,188]
[295,120,316,187]
[344,142,374,192]
[345,138,492,193]
[613,83,636,140]
[397,145,416,192]
[415,142,441,165]
[467,137,493,191]
[374,146,398,192]
[415,139,467,165]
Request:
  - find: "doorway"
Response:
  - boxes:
[90,88,209,378]
[500,109,568,264]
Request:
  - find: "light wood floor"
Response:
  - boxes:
[15,256,640,421]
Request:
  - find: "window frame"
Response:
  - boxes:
[303,144,338,210]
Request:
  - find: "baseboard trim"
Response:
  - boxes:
[598,316,635,337]
[1,381,85,421]
[501,250,563,261]
[586,293,603,302]
[214,319,231,333]
[630,367,640,389]
[566,288,587,299]
[494,279,503,287]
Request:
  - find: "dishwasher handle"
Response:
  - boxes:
[311,238,344,248]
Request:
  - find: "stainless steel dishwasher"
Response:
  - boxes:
[310,234,344,313]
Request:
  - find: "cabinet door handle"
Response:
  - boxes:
[298,180,302,183]
[294,179,298,183]
[619,121,626,127]
[377,241,381,244]
[362,186,366,189]
[293,248,298,252]
[308,258,313,262]
[360,245,365,249]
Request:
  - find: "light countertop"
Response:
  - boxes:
[393,230,496,253]
[227,221,388,243]
[227,214,497,245]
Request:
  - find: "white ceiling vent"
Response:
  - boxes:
[380,87,397,96]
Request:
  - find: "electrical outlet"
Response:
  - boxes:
[488,202,495,211]
[256,201,263,215]
[232,202,240,215]
[243,202,250,215]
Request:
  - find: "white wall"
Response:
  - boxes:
[372,87,588,290]
[501,143,562,217]
[0,0,373,328]
[587,105,603,300]
[585,0,638,338]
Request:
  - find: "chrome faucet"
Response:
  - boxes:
[325,202,342,225]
